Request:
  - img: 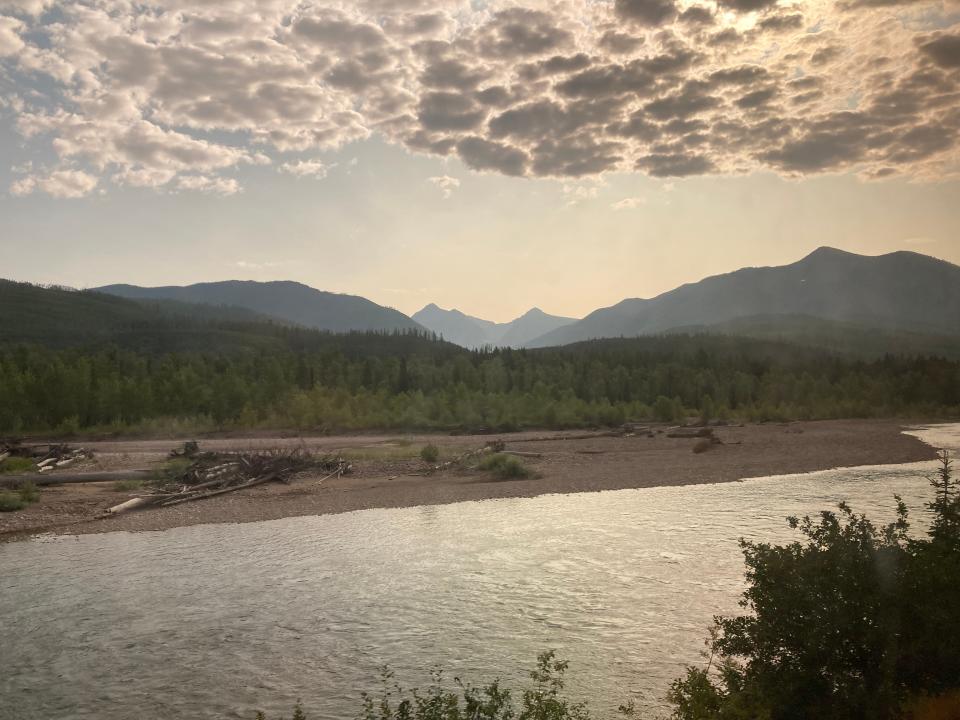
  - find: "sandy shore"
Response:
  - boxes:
[0,420,939,540]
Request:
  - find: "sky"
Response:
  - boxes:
[0,0,958,322]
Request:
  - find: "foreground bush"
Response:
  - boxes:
[669,450,960,719]
[256,652,592,720]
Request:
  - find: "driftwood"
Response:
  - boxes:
[102,445,350,516]
[666,427,715,439]
[106,497,153,514]
[2,469,154,488]
[502,450,542,458]
[0,440,94,480]
[424,441,506,475]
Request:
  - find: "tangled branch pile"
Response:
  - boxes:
[0,439,93,471]
[106,445,350,515]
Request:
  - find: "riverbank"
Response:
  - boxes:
[0,419,939,540]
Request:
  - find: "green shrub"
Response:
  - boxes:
[478,453,532,480]
[419,444,440,464]
[151,457,194,483]
[0,490,27,512]
[0,457,36,474]
[257,651,587,720]
[17,480,40,503]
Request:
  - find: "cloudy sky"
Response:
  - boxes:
[1,0,958,321]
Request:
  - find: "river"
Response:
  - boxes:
[0,424,955,720]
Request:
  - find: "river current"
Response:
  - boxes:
[1,424,955,720]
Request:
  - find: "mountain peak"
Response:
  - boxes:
[803,246,854,261]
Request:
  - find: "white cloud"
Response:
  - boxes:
[428,174,460,198]
[279,159,332,179]
[10,169,98,198]
[0,14,23,55]
[174,175,241,195]
[611,196,646,209]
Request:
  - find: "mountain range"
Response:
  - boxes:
[94,280,422,334]
[526,247,960,347]
[17,246,952,354]
[411,304,576,348]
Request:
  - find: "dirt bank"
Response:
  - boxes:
[0,420,939,540]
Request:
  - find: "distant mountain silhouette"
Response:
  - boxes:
[527,247,960,347]
[412,304,576,348]
[498,308,578,348]
[95,280,423,334]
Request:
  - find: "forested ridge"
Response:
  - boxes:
[1,334,958,435]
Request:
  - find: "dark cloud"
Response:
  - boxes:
[597,31,645,54]
[421,59,490,90]
[382,12,448,37]
[614,0,678,27]
[417,92,486,130]
[477,9,573,59]
[635,152,715,176]
[678,6,715,25]
[887,124,956,162]
[759,114,874,172]
[456,136,528,175]
[644,83,720,120]
[489,97,628,142]
[608,112,662,141]
[474,85,513,107]
[518,53,592,81]
[716,0,779,12]
[709,65,769,87]
[735,87,779,109]
[708,29,742,47]
[758,13,804,32]
[919,34,960,70]
[810,46,842,66]
[556,62,656,98]
[291,14,387,54]
[531,136,623,176]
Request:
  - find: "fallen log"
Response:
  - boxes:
[427,441,505,474]
[1,469,154,487]
[502,450,542,458]
[666,427,714,439]
[106,497,153,515]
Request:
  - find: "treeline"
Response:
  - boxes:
[1,334,958,434]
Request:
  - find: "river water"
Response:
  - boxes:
[1,425,956,720]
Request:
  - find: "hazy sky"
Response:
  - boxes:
[1,0,958,322]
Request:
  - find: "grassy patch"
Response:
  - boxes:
[0,491,26,512]
[0,457,36,474]
[150,457,195,484]
[477,453,533,480]
[112,479,144,492]
[0,480,41,512]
